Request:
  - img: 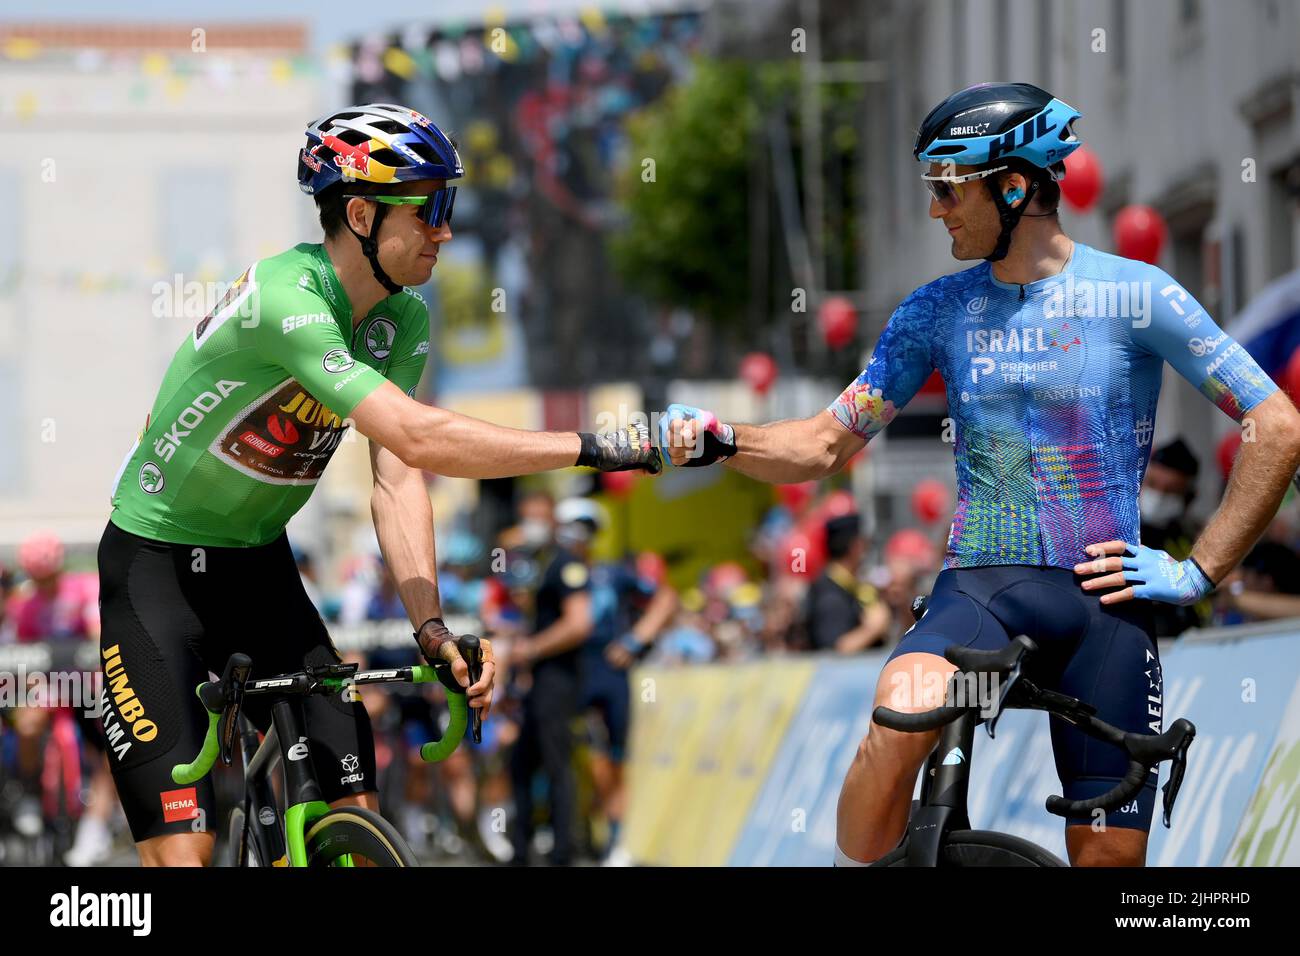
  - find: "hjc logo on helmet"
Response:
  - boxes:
[988,112,1058,164]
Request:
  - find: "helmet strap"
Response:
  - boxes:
[346,201,403,295]
[983,176,1040,263]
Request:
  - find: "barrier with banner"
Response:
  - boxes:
[622,620,1300,866]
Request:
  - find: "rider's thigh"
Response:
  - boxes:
[137,830,215,867]
[1050,603,1161,834]
[866,653,956,766]
[1065,824,1148,867]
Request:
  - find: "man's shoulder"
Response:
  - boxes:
[379,286,431,326]
[897,262,991,316]
[251,245,343,331]
[1070,242,1166,284]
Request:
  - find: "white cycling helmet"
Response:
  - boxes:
[555,497,606,530]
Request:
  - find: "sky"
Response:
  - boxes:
[8,0,700,53]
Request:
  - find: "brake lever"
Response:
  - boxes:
[1161,727,1196,828]
[458,634,484,744]
[215,654,252,767]
[983,647,1034,739]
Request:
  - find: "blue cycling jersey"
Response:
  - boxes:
[829,242,1276,569]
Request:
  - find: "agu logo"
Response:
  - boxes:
[339,752,364,785]
[160,787,199,823]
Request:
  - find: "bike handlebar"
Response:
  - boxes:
[1045,718,1195,824]
[873,626,1197,826]
[171,638,481,785]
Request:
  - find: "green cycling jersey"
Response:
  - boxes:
[110,243,430,547]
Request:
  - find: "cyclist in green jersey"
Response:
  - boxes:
[99,104,659,865]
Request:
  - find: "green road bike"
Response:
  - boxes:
[172,635,483,867]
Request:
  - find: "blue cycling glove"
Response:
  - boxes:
[658,403,737,467]
[1120,544,1214,606]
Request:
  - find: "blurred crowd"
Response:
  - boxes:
[3,439,1299,865]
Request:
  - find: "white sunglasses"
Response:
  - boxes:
[920,165,1009,204]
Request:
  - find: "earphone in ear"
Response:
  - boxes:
[1005,187,1025,205]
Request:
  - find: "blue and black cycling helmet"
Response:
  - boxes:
[298,103,463,292]
[915,83,1082,261]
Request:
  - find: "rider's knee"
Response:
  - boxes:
[138,833,213,867]
[1066,826,1147,867]
[859,721,939,775]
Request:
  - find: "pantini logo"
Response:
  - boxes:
[138,462,165,495]
[364,318,397,359]
[322,349,354,373]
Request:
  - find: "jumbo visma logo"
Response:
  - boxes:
[100,644,158,761]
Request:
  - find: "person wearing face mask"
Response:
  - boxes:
[1140,439,1207,637]
[505,497,597,865]
[500,490,557,551]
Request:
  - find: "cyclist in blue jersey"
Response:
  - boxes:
[661,83,1300,866]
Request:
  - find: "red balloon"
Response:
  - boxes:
[885,528,937,568]
[917,370,946,396]
[1060,146,1103,212]
[1216,431,1243,481]
[739,352,778,395]
[911,479,950,523]
[822,489,856,518]
[818,296,857,350]
[777,529,826,578]
[601,469,637,497]
[1284,347,1300,402]
[777,481,816,514]
[1113,205,1167,264]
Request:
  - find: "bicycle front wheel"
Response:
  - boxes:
[873,830,1066,867]
[304,807,418,867]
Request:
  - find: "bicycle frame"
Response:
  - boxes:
[177,643,482,868]
[904,711,977,866]
[235,699,334,867]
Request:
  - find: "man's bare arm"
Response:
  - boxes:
[369,439,441,629]
[352,381,581,478]
[834,602,892,655]
[1191,392,1300,583]
[527,592,593,660]
[370,441,496,711]
[719,412,864,483]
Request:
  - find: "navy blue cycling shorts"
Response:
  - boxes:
[886,565,1163,832]
[580,657,631,763]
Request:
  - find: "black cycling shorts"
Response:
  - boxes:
[886,564,1163,832]
[96,519,376,843]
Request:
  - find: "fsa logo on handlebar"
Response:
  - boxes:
[288,737,310,761]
